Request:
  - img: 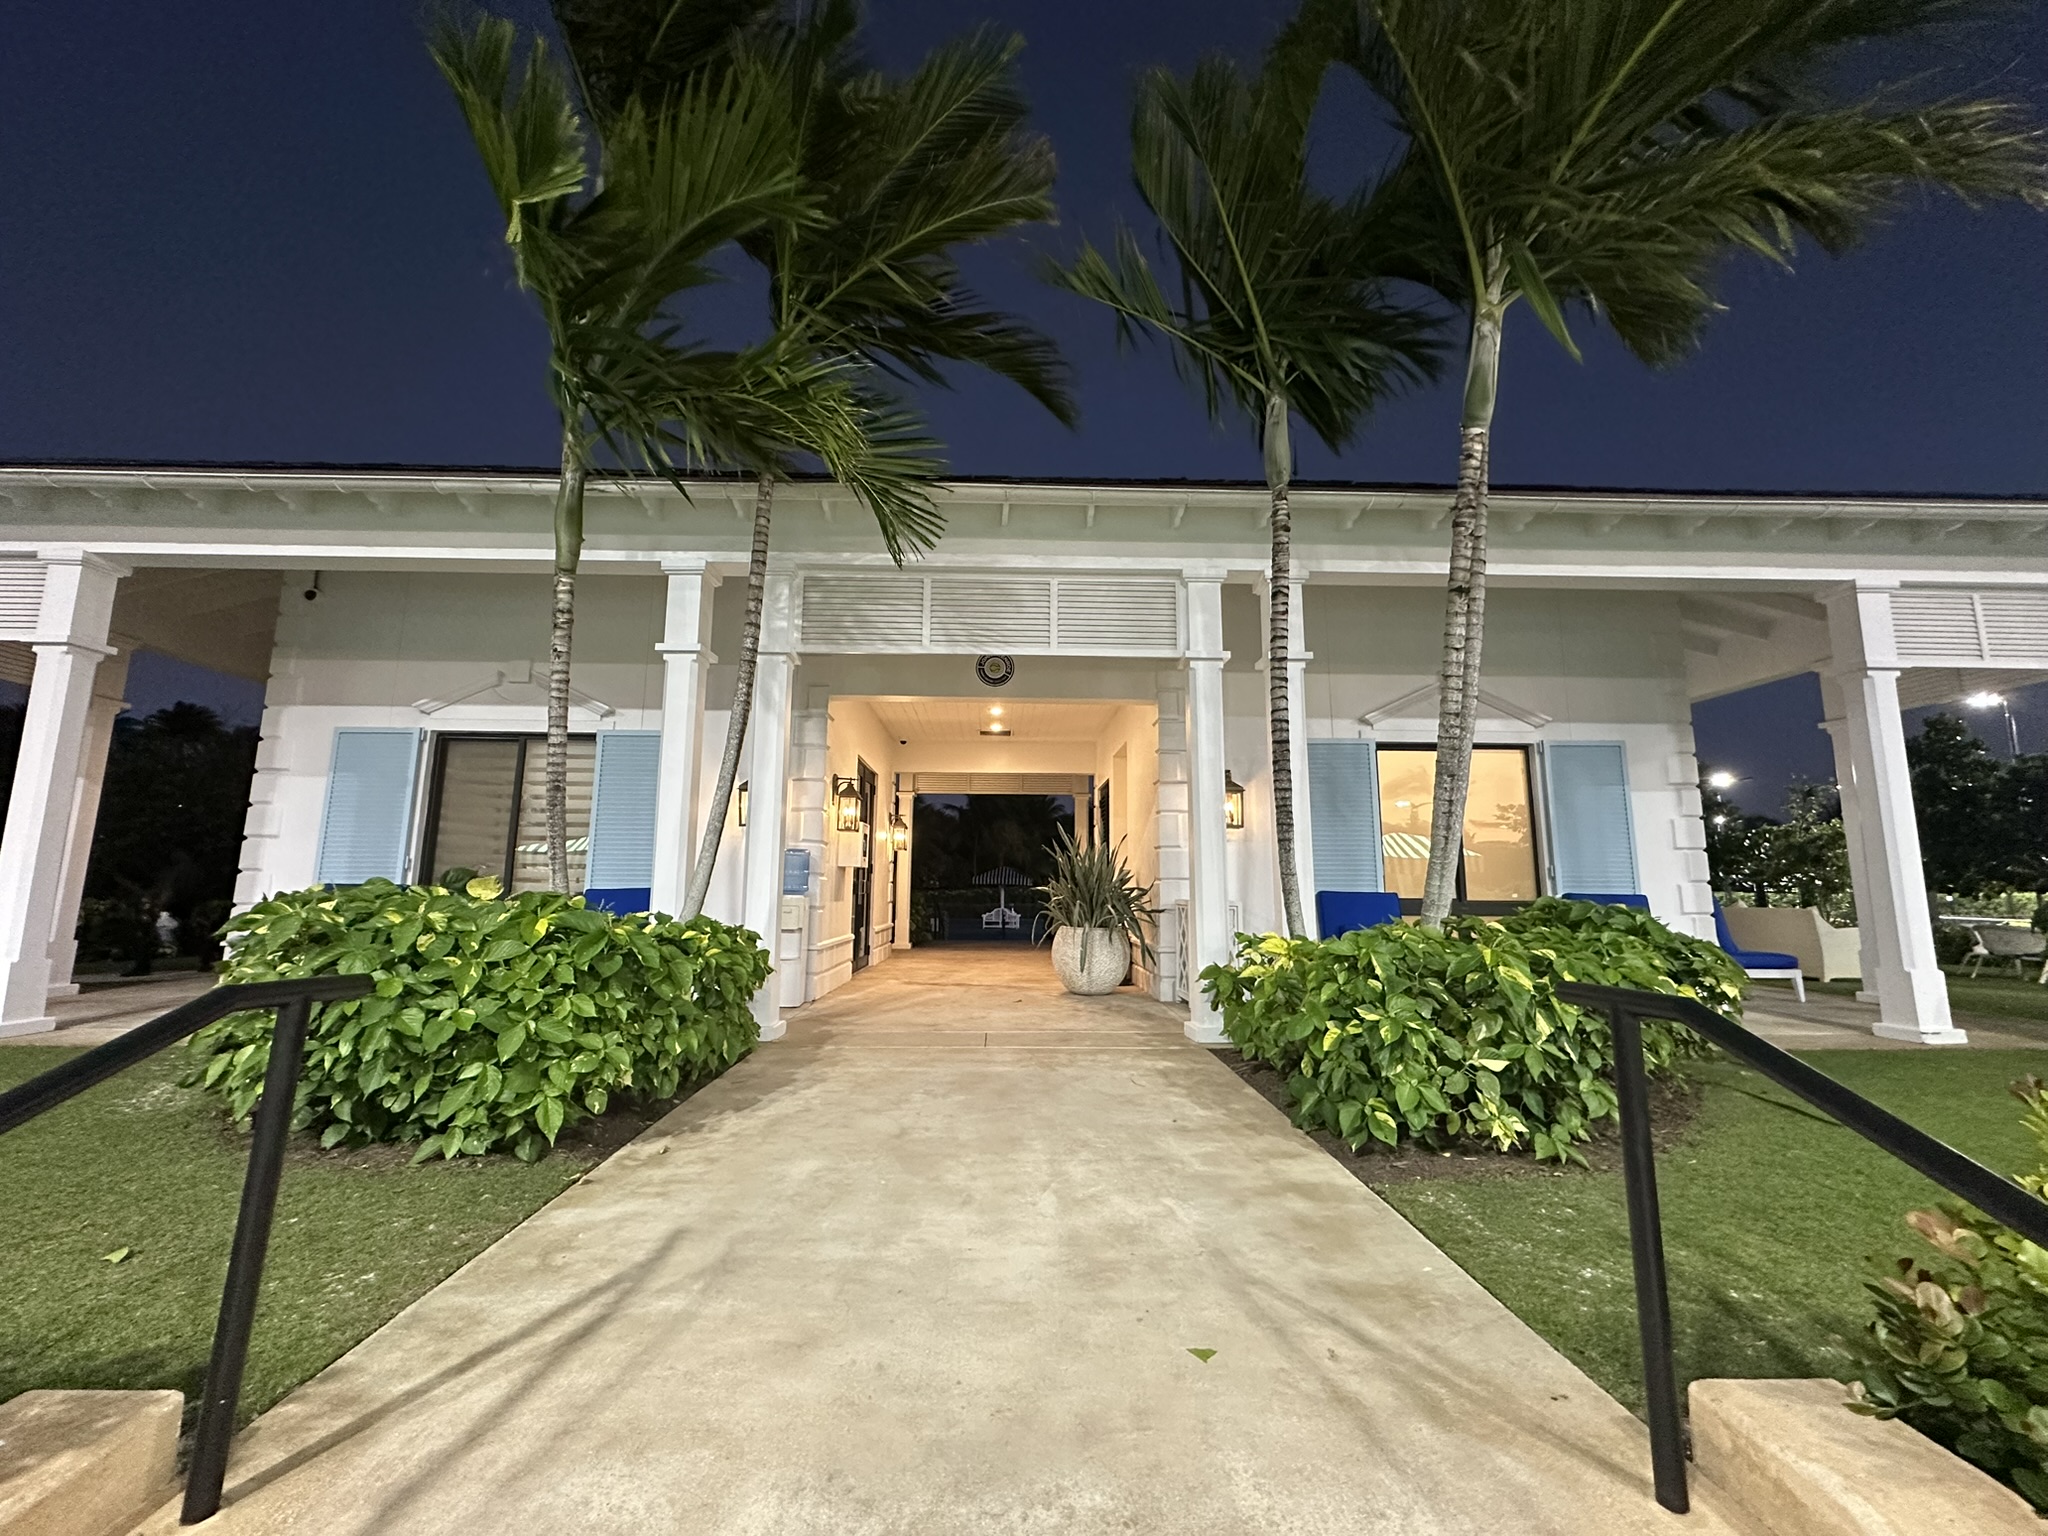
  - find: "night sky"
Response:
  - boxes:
[6,2,2045,790]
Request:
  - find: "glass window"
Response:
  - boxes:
[1375,746,1539,902]
[423,734,595,892]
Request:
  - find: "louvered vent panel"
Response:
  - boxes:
[1890,591,1985,663]
[1977,593,2048,663]
[0,564,46,636]
[798,574,926,649]
[911,772,1092,795]
[1056,579,1180,652]
[928,576,1053,650]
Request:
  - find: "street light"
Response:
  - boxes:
[1963,690,2020,756]
[1704,769,1738,790]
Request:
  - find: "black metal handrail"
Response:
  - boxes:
[0,973,373,1524]
[1555,981,2048,1516]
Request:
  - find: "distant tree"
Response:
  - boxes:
[1908,713,2004,895]
[1702,783,1774,902]
[1989,752,2048,899]
[1764,782,1851,916]
[84,703,259,954]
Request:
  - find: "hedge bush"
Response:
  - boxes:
[1201,898,1741,1163]
[188,877,769,1161]
[1854,1075,2048,1509]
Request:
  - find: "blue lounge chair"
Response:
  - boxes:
[1316,891,1402,938]
[1562,892,1649,909]
[1713,902,1805,1002]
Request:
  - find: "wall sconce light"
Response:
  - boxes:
[737,781,749,826]
[833,777,862,832]
[887,812,909,853]
[1224,771,1246,830]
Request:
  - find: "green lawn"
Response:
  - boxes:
[0,1046,601,1428]
[1373,1048,2045,1413]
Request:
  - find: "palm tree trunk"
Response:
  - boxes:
[1263,393,1306,939]
[545,433,588,895]
[681,470,774,920]
[1420,297,1504,929]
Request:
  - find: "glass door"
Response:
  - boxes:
[1374,746,1539,903]
[421,734,596,892]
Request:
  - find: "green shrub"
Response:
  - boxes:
[188,877,769,1161]
[1201,898,1739,1163]
[1853,1075,2048,1509]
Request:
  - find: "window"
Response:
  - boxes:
[421,734,596,892]
[1375,746,1539,902]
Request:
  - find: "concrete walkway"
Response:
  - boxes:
[137,947,1753,1534]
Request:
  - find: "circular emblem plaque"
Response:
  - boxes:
[975,654,1015,688]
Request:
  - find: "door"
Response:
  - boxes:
[1374,745,1540,905]
[851,760,879,970]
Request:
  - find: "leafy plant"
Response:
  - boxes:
[1202,898,1736,1163]
[187,877,769,1162]
[1854,1075,2048,1509]
[1041,831,1158,963]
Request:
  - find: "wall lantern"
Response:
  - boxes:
[887,812,910,853]
[1224,772,1246,830]
[833,777,863,832]
[737,781,749,826]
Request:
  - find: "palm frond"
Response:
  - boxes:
[1052,38,1443,460]
[430,16,589,257]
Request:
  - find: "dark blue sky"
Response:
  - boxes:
[7,1,2046,787]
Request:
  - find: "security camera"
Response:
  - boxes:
[303,586,320,601]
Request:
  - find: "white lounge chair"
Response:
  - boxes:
[1719,906,1861,982]
[1968,923,2048,981]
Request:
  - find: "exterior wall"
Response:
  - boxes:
[235,568,1710,960]
[238,569,664,902]
[1300,584,1711,937]
[811,693,901,999]
[1093,699,1163,995]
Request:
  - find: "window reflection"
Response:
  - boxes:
[1375,747,1538,901]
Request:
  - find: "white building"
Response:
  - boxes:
[0,466,2042,1046]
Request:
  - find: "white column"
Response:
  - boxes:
[46,648,131,995]
[739,570,797,1042]
[1816,675,1881,1000]
[0,552,124,1035]
[1823,584,1963,1045]
[649,559,719,916]
[1258,574,1315,926]
[1183,570,1233,1044]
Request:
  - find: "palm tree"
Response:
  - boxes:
[1050,30,1438,938]
[434,14,930,892]
[1335,0,2048,927]
[610,2,1077,920]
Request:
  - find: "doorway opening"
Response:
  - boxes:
[910,792,1076,943]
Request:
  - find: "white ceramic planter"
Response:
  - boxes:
[1052,927,1128,995]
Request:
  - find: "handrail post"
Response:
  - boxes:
[1609,1002,1689,1514]
[181,996,312,1525]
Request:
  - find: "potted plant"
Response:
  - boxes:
[1041,831,1157,995]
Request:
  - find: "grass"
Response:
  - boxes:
[1371,1047,2045,1413]
[0,1045,603,1429]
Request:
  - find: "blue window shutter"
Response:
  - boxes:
[1543,742,1639,894]
[1307,740,1382,896]
[585,731,661,892]
[315,729,422,886]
